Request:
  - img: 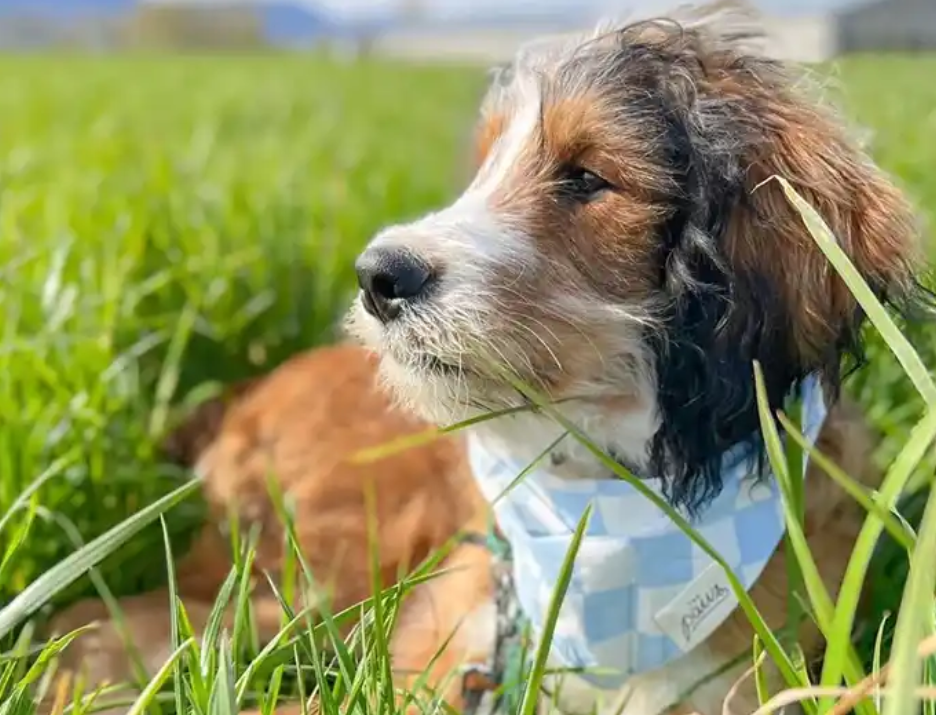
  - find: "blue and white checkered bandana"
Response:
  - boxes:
[467,374,827,688]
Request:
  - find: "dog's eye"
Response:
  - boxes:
[558,165,613,203]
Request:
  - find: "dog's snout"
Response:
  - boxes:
[355,247,435,323]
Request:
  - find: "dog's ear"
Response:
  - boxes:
[160,377,262,468]
[631,6,924,512]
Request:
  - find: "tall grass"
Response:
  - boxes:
[1,53,935,714]
[0,54,485,608]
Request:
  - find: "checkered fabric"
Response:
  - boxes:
[467,374,827,689]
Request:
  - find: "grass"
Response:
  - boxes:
[0,53,485,607]
[0,51,935,714]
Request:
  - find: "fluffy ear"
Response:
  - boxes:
[633,7,925,512]
[161,377,261,468]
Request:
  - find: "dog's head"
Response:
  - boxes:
[348,2,924,511]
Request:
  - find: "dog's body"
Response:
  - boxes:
[46,3,926,715]
[49,344,880,715]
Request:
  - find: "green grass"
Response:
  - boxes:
[828,55,936,467]
[0,54,485,607]
[1,52,935,714]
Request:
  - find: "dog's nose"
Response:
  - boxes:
[355,247,434,323]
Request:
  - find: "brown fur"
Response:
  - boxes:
[475,111,505,168]
[493,93,669,296]
[41,4,924,715]
[711,69,918,364]
[469,17,920,404]
[45,345,492,714]
[44,346,881,715]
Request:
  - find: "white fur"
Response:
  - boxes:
[348,68,661,472]
[468,73,542,200]
[470,399,657,484]
[361,74,542,292]
[349,8,813,715]
[349,18,699,712]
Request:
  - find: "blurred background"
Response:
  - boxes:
[0,0,933,61]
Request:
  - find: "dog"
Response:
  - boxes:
[44,3,925,715]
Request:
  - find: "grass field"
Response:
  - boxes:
[1,52,935,713]
[0,55,486,605]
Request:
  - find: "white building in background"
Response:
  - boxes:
[370,13,839,64]
[837,0,936,52]
[0,0,934,56]
[369,0,936,64]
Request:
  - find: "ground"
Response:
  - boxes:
[0,52,934,712]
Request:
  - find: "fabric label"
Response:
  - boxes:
[654,561,739,652]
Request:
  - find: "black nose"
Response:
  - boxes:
[355,247,435,323]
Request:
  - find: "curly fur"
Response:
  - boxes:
[42,6,932,715]
[352,1,925,514]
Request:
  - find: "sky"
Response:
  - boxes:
[157,0,865,23]
[299,0,864,22]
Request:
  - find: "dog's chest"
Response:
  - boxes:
[464,374,829,713]
[472,402,658,483]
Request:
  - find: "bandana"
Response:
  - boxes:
[467,374,827,688]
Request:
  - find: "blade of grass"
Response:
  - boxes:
[303,597,338,715]
[233,602,318,704]
[492,431,569,507]
[16,625,99,695]
[517,504,591,715]
[264,472,359,694]
[176,599,208,707]
[148,301,199,438]
[0,479,200,640]
[336,613,373,715]
[782,391,808,652]
[0,685,28,715]
[0,449,78,535]
[256,573,319,668]
[363,481,397,712]
[294,647,310,715]
[44,509,159,712]
[753,362,874,715]
[874,614,891,712]
[784,395,806,528]
[348,402,542,465]
[0,505,36,589]
[231,525,261,660]
[279,492,298,634]
[44,669,72,715]
[253,548,465,712]
[261,664,286,715]
[754,637,770,707]
[208,633,238,715]
[882,482,936,715]
[396,605,480,715]
[770,175,936,407]
[160,516,185,715]
[199,566,239,676]
[0,621,37,701]
[777,412,916,552]
[821,405,936,692]
[126,639,194,715]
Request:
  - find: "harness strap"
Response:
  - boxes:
[457,525,531,715]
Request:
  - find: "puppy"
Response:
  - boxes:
[347,1,923,713]
[44,3,924,715]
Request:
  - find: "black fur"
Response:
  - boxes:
[507,17,926,516]
[599,24,879,515]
